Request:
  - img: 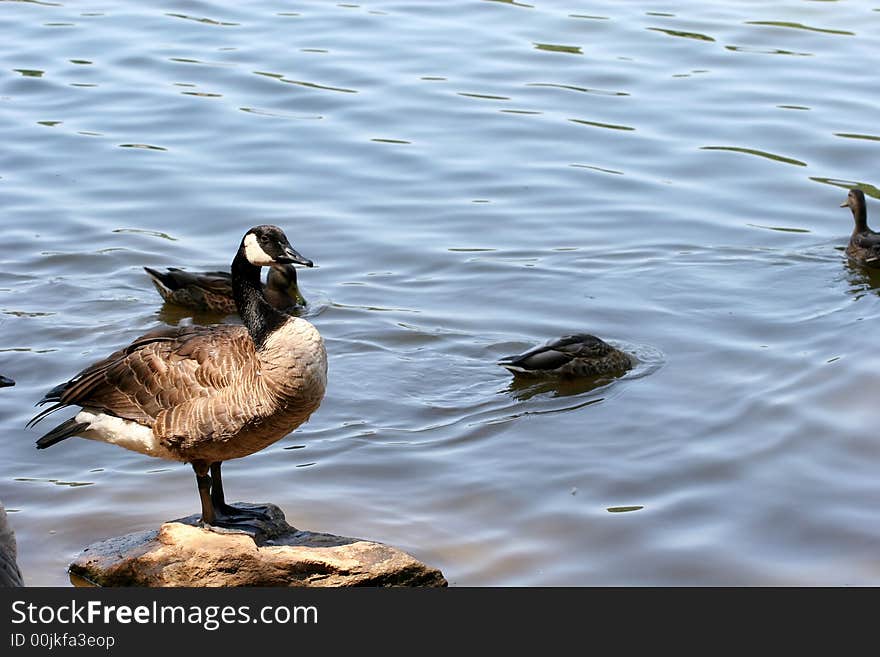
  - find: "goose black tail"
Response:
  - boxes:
[35,419,89,450]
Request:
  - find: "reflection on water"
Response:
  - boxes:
[810,178,880,199]
[700,146,807,167]
[526,83,630,97]
[724,45,812,57]
[647,27,715,42]
[746,224,811,234]
[843,260,880,300]
[3,0,880,586]
[504,376,616,402]
[569,118,635,132]
[744,21,854,36]
[165,13,240,27]
[14,478,94,488]
[532,43,582,55]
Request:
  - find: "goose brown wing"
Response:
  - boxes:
[30,324,254,428]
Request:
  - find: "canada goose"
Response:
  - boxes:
[841,188,880,267]
[0,501,23,587]
[498,334,633,378]
[0,376,13,388]
[144,263,307,314]
[29,225,328,529]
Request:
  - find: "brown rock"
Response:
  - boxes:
[0,501,24,587]
[68,503,446,587]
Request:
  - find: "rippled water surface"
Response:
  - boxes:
[3,0,880,586]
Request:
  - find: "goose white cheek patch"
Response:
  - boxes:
[243,233,275,265]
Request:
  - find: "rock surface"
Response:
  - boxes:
[68,503,447,587]
[0,501,24,587]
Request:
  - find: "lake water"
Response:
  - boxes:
[2,0,880,586]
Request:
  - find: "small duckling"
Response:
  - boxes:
[841,188,880,267]
[144,263,307,314]
[498,334,633,378]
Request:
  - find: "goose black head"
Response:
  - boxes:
[241,225,313,268]
[0,375,14,388]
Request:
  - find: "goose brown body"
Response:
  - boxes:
[34,320,326,464]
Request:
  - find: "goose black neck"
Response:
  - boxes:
[231,251,288,349]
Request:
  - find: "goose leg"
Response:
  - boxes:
[190,461,270,532]
[209,462,271,520]
[192,461,216,525]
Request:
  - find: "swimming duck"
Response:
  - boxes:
[30,225,328,529]
[498,334,633,378]
[144,263,307,314]
[0,376,13,388]
[841,188,880,267]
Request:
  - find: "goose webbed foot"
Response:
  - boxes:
[212,502,274,523]
[198,503,278,540]
[191,461,276,536]
[193,500,275,537]
[197,516,271,537]
[207,462,274,522]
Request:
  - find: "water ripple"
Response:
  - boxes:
[117,143,167,151]
[724,45,812,57]
[833,132,880,142]
[288,79,357,93]
[484,0,534,8]
[4,0,880,587]
[526,82,629,96]
[533,42,582,55]
[810,178,880,199]
[700,145,807,167]
[647,27,715,42]
[164,13,240,27]
[569,118,635,131]
[239,107,323,120]
[744,20,854,36]
[457,92,510,101]
[2,0,62,5]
